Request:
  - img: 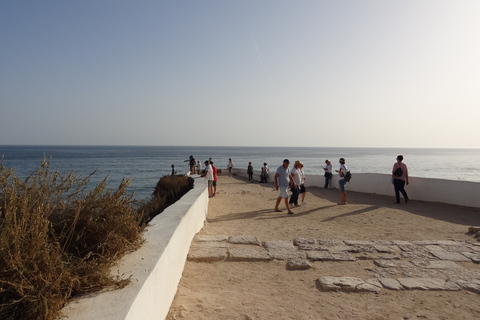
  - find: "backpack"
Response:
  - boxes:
[393,167,403,177]
[393,164,403,177]
[344,171,352,182]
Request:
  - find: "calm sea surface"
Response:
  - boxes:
[1,146,479,200]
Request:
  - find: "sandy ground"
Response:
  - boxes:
[167,175,480,320]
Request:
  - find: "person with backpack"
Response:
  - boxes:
[392,155,409,203]
[335,157,348,205]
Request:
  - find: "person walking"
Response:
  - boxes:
[227,158,234,177]
[289,161,302,207]
[323,159,333,189]
[274,159,295,215]
[392,155,409,203]
[335,158,348,205]
[247,162,254,182]
[171,164,177,176]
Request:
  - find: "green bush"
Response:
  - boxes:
[0,158,146,320]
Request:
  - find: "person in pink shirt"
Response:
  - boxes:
[210,160,218,197]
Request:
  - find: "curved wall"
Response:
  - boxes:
[62,177,209,320]
[233,168,480,208]
[62,171,480,320]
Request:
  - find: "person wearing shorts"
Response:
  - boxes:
[201,160,214,197]
[274,159,295,215]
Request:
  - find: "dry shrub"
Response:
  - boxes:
[0,158,146,320]
[138,175,194,222]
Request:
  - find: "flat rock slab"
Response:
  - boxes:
[228,235,261,246]
[293,238,319,250]
[263,240,305,260]
[391,240,413,246]
[286,258,312,270]
[423,260,462,269]
[191,241,228,249]
[329,251,356,261]
[195,235,228,242]
[456,279,480,294]
[372,244,400,253]
[326,245,359,253]
[228,246,271,262]
[306,250,355,261]
[397,278,460,291]
[188,247,228,262]
[427,248,471,262]
[306,251,333,261]
[461,251,480,263]
[379,278,404,290]
[316,276,380,293]
[317,239,345,246]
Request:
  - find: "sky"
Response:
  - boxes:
[1,1,479,148]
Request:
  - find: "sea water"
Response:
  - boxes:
[1,145,479,200]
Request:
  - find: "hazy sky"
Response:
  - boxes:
[1,1,479,148]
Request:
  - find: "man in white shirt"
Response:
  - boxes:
[201,160,214,197]
[289,161,303,207]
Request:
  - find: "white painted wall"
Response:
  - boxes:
[232,168,480,208]
[62,177,209,320]
[62,171,480,320]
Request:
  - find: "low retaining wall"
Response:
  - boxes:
[62,177,209,320]
[232,168,480,208]
[62,171,480,320]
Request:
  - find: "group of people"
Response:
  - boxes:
[187,153,410,210]
[228,159,270,183]
[273,159,308,214]
[272,155,409,214]
[199,158,218,198]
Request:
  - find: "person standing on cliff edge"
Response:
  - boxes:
[392,155,409,203]
[323,159,333,189]
[227,158,234,177]
[184,155,196,175]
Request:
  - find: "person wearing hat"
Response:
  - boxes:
[274,159,295,214]
[289,160,303,207]
[392,155,409,203]
[335,158,348,205]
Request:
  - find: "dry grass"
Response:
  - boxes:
[138,174,194,222]
[0,158,192,320]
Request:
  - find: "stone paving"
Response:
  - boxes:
[187,234,480,294]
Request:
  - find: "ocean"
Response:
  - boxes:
[1,145,479,201]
